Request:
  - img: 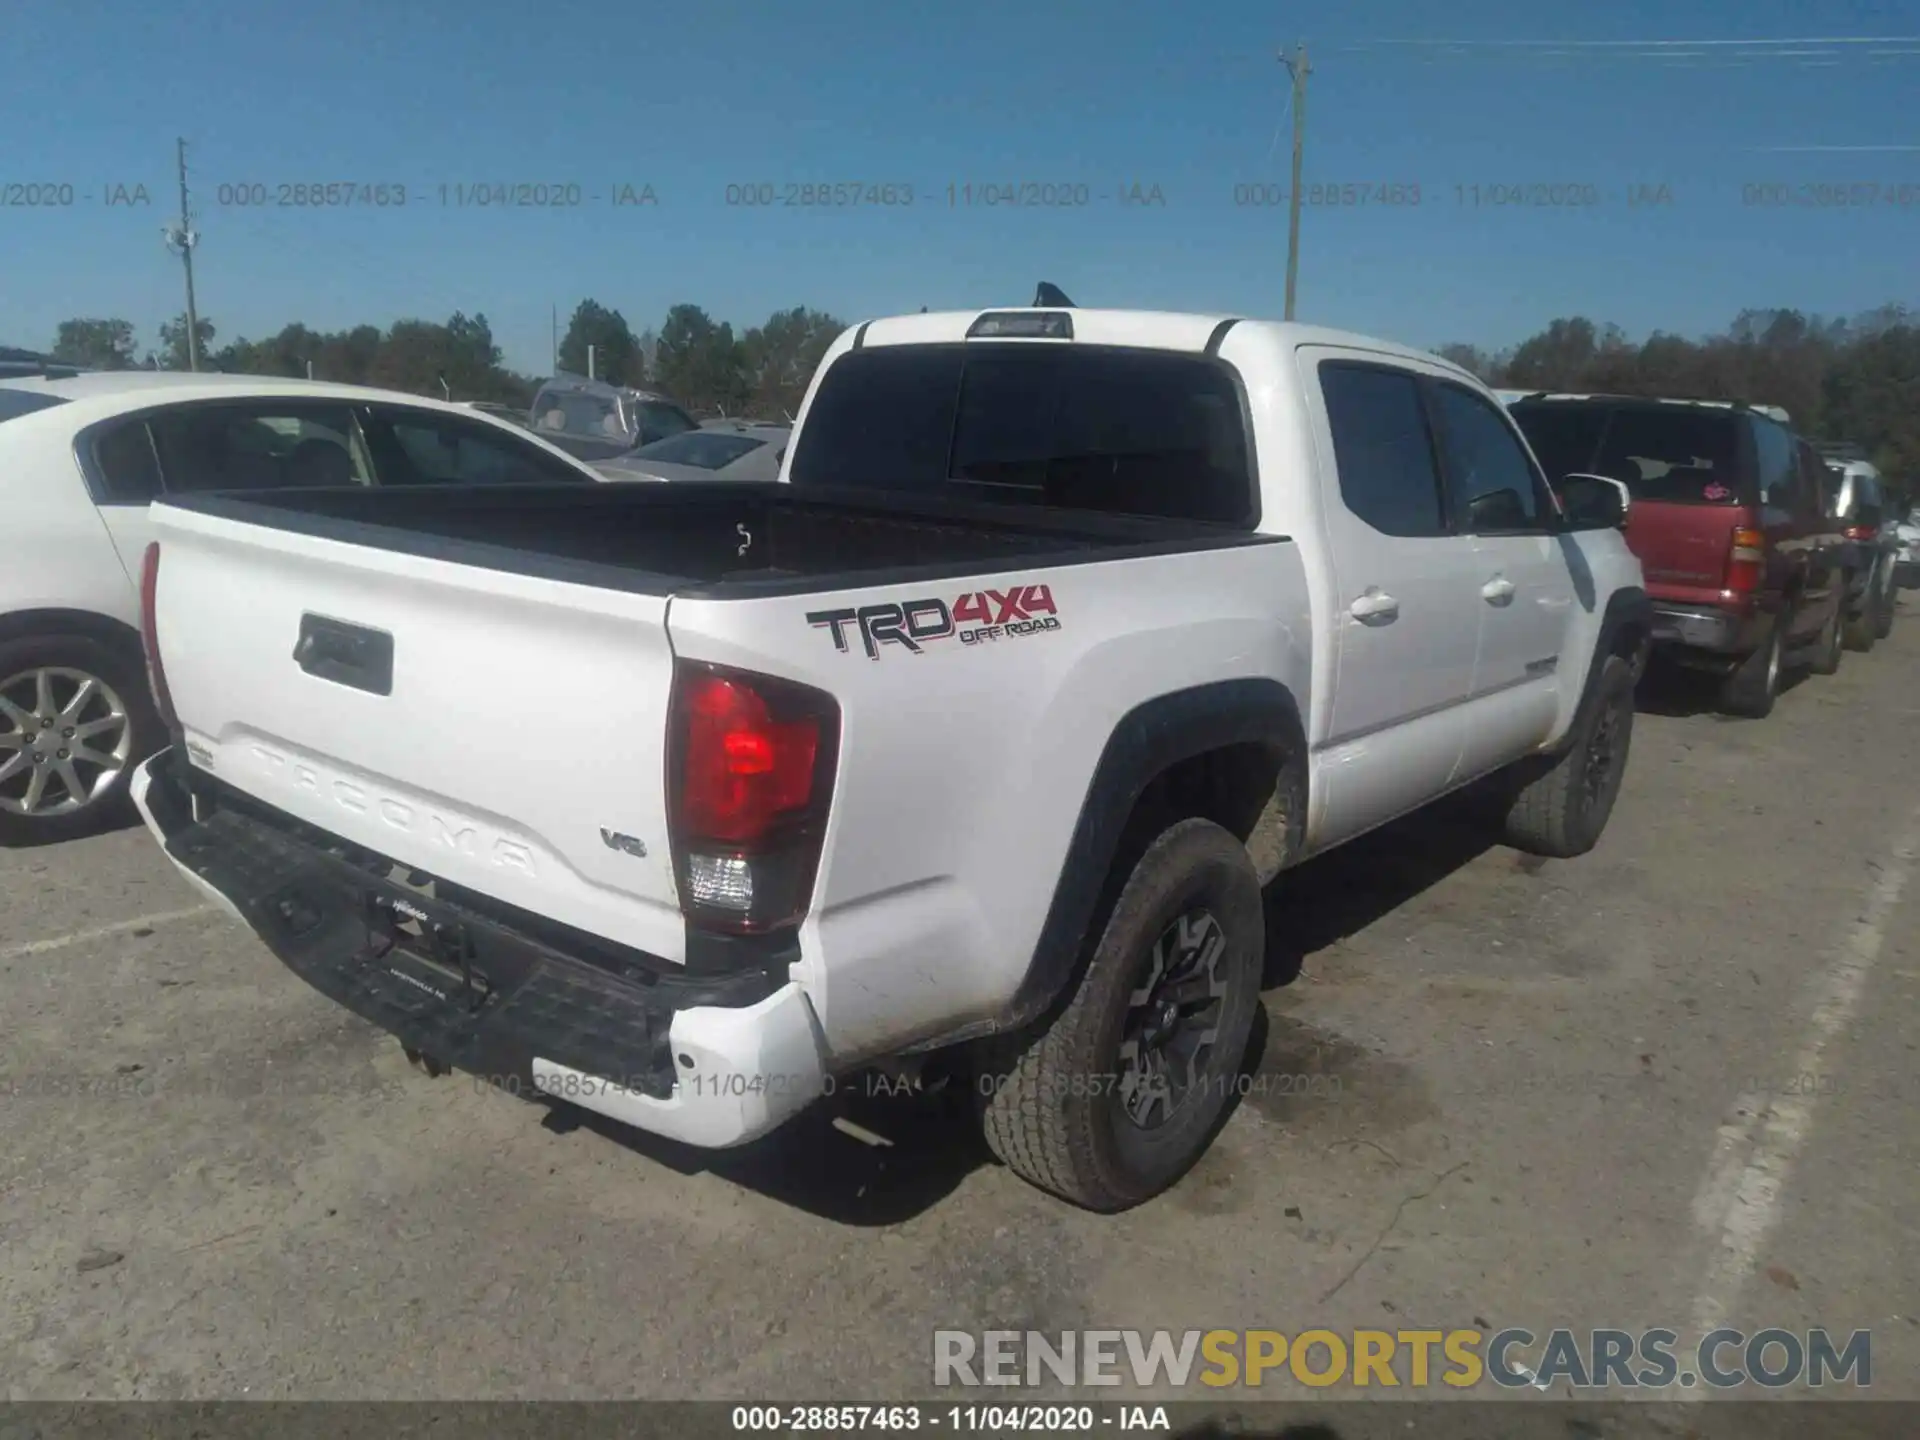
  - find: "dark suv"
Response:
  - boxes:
[1510,396,1851,718]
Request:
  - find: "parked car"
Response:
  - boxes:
[595,422,790,483]
[1822,458,1898,650]
[0,371,607,843]
[528,373,698,462]
[1509,394,1850,718]
[1893,506,1920,588]
[460,400,534,430]
[130,305,1647,1211]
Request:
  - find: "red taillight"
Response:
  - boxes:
[679,675,819,843]
[138,543,179,730]
[1843,524,1877,542]
[669,663,838,932]
[1726,527,1766,594]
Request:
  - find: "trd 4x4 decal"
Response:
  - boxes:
[808,584,1061,659]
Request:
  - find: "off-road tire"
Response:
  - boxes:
[1716,616,1783,719]
[1500,653,1635,859]
[0,633,161,847]
[977,818,1264,1212]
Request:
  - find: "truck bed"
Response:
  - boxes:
[159,480,1274,598]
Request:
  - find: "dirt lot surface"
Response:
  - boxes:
[4,613,1917,1419]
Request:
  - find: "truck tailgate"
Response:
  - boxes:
[149,503,690,963]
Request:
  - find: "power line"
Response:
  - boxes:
[1335,35,1920,65]
[1352,35,1920,48]
[1754,143,1920,151]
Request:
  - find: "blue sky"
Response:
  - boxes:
[2,0,1916,373]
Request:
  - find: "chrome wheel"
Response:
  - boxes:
[1117,909,1229,1130]
[0,667,134,819]
[1764,626,1782,695]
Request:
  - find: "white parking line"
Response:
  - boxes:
[0,905,217,960]
[1688,805,1920,1340]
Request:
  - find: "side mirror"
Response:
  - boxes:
[1557,473,1630,531]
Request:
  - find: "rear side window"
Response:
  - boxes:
[370,408,595,485]
[0,390,70,424]
[1318,362,1446,537]
[1751,418,1797,510]
[91,419,164,503]
[147,403,370,493]
[788,343,1255,525]
[1587,408,1747,506]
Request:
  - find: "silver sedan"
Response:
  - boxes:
[593,423,790,483]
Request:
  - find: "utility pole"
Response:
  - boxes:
[551,303,559,372]
[1279,43,1311,321]
[162,138,203,370]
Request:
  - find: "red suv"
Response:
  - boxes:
[1509,396,1851,718]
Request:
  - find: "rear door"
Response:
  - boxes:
[83,399,375,589]
[1302,354,1480,846]
[1426,380,1576,776]
[1752,418,1824,642]
[77,415,169,595]
[1794,439,1848,627]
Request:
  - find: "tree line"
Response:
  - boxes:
[32,300,1919,479]
[1438,305,1918,482]
[41,299,848,422]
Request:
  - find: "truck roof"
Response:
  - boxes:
[851,308,1481,382]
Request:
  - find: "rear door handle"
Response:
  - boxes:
[1349,590,1400,623]
[1481,578,1517,605]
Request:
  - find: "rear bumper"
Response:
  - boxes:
[130,751,827,1149]
[1648,602,1767,660]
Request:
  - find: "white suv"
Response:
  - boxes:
[0,372,604,844]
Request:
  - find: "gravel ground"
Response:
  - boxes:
[3,610,1917,1415]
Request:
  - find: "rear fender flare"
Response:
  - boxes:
[995,677,1306,1037]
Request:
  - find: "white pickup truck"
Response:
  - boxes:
[131,306,1649,1211]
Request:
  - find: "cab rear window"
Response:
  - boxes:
[788,343,1256,525]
